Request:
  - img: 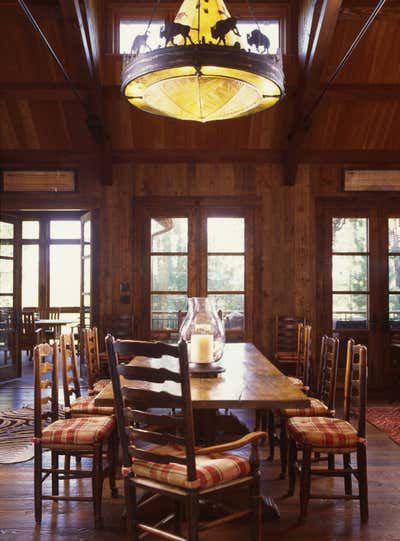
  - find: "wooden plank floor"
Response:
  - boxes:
[1,364,400,541]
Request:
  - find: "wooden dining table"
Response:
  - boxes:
[94,342,310,411]
[95,342,310,520]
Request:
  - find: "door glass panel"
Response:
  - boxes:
[50,220,81,239]
[151,218,188,252]
[389,294,400,325]
[22,221,39,239]
[0,244,13,257]
[332,218,368,252]
[151,294,187,331]
[0,222,14,239]
[208,218,244,252]
[332,255,368,291]
[208,255,244,291]
[0,259,13,293]
[333,293,368,329]
[0,296,13,307]
[151,256,187,291]
[22,245,39,308]
[50,245,81,306]
[388,256,400,291]
[84,258,91,291]
[83,220,91,242]
[210,293,244,330]
[388,218,400,252]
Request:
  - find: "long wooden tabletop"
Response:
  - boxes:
[94,342,310,410]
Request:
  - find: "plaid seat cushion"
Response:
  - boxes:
[278,398,329,418]
[71,396,114,415]
[130,444,250,490]
[287,416,358,448]
[41,416,115,445]
[93,379,110,393]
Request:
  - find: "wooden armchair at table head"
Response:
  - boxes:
[105,334,267,541]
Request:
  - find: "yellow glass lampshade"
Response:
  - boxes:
[121,0,284,122]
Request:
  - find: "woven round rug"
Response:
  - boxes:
[0,406,64,464]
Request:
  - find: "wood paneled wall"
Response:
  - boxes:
[0,160,370,364]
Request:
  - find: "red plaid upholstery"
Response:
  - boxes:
[40,416,115,445]
[70,396,114,415]
[93,379,110,393]
[287,416,359,448]
[130,444,250,490]
[278,398,329,418]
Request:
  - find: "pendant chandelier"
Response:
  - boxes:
[121,0,285,123]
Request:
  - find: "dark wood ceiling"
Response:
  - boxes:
[0,0,399,175]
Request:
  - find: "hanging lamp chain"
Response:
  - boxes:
[145,0,161,34]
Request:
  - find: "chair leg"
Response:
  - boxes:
[328,453,335,470]
[108,431,118,498]
[299,445,312,524]
[92,444,104,529]
[173,499,182,536]
[34,444,42,524]
[125,479,139,541]
[357,443,369,523]
[279,416,288,479]
[250,474,262,541]
[187,491,199,541]
[343,453,352,495]
[267,410,275,460]
[288,437,297,497]
[65,454,71,475]
[51,451,59,496]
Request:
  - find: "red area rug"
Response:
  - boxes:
[366,406,400,446]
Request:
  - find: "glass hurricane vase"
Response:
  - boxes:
[179,297,225,364]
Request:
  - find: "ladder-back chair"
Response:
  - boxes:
[60,332,114,417]
[21,310,41,360]
[106,335,266,541]
[287,339,368,523]
[33,342,117,528]
[43,308,60,343]
[273,315,306,370]
[277,335,339,479]
[83,327,110,395]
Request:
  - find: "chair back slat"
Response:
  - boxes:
[125,409,184,429]
[343,339,368,438]
[119,363,182,384]
[83,327,101,392]
[106,335,197,483]
[60,332,81,411]
[129,447,188,466]
[126,426,186,447]
[34,342,59,438]
[318,335,339,410]
[296,323,312,386]
[121,387,183,409]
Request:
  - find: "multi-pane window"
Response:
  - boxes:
[332,217,369,330]
[146,210,252,340]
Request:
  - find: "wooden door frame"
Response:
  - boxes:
[132,196,261,343]
[316,196,400,391]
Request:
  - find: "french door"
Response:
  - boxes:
[0,216,20,380]
[317,199,400,390]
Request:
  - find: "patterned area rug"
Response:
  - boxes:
[0,406,64,464]
[366,406,400,446]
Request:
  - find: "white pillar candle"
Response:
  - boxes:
[191,334,214,363]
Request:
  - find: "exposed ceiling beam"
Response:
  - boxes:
[284,0,344,186]
[3,149,400,168]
